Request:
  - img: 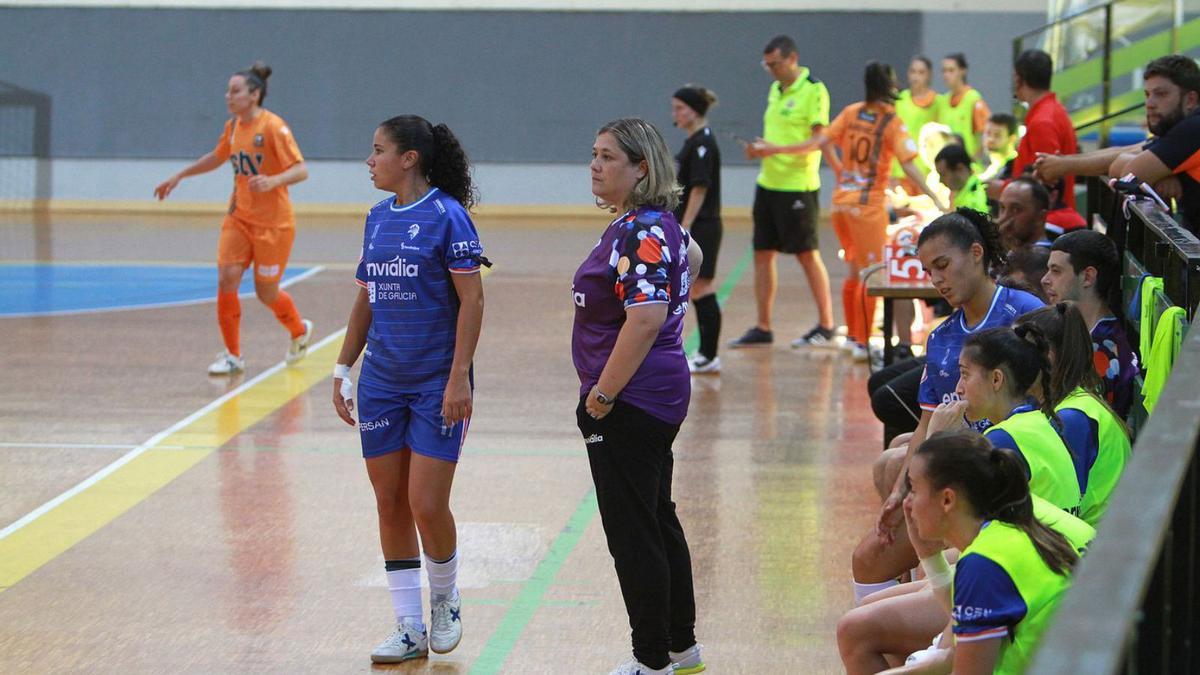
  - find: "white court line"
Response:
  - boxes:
[0,329,345,541]
[0,264,325,319]
[0,442,192,451]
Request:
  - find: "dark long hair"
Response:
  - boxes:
[864,61,898,103]
[918,430,1079,575]
[1015,303,1131,436]
[378,115,478,210]
[918,208,1007,277]
[962,324,1056,419]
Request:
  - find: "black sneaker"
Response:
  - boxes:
[730,326,774,347]
[790,325,837,348]
[894,343,915,361]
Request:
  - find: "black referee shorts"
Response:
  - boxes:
[752,186,820,254]
[689,218,722,280]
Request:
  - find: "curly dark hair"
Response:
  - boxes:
[378,115,478,210]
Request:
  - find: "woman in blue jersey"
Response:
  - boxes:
[836,431,1092,674]
[575,118,705,675]
[944,325,1081,514]
[331,116,486,664]
[902,429,1081,674]
[1015,303,1132,525]
[851,209,1044,603]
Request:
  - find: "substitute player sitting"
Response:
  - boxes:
[155,61,313,375]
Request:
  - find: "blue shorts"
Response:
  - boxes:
[357,379,469,462]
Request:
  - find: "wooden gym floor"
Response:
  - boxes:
[0,208,882,673]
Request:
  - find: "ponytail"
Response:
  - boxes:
[918,430,1079,576]
[963,326,1054,418]
[1016,303,1130,436]
[429,123,478,210]
[378,116,478,210]
[1012,322,1058,420]
[918,208,1007,277]
[237,61,271,106]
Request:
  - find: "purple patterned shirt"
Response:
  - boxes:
[571,207,692,425]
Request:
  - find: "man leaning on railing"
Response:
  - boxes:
[1035,55,1200,235]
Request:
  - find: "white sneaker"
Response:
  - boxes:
[286,319,313,365]
[429,590,462,654]
[370,622,428,663]
[207,351,245,376]
[688,355,721,374]
[846,341,870,362]
[609,659,671,675]
[669,643,706,674]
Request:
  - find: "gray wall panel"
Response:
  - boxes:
[3,7,931,163]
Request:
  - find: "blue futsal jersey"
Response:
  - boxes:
[919,285,1045,412]
[355,188,484,393]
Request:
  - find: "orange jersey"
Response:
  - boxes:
[211,109,304,229]
[827,101,918,207]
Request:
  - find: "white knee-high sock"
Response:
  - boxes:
[385,558,423,626]
[425,551,458,600]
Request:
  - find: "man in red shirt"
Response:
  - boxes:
[991,49,1086,236]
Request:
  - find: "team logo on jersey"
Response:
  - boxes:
[408,224,420,240]
[365,255,420,278]
[451,240,480,258]
[253,134,264,147]
[573,286,586,308]
[697,146,707,159]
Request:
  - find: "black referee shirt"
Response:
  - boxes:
[674,126,722,223]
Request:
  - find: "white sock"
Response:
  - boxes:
[425,550,459,600]
[853,579,899,605]
[385,558,423,627]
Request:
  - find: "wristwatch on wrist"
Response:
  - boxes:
[595,389,614,406]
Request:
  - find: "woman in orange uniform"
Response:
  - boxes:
[155,61,313,375]
[772,62,945,359]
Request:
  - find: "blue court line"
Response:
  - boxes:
[0,263,321,318]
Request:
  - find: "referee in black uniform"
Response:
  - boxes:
[671,85,723,374]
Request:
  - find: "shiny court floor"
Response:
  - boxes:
[0,209,883,673]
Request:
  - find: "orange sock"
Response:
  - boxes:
[217,291,241,357]
[843,278,863,344]
[860,291,878,346]
[269,291,305,338]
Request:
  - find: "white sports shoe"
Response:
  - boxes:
[669,643,706,674]
[207,351,245,376]
[370,622,428,663]
[286,319,314,365]
[608,658,671,675]
[430,590,462,654]
[688,355,721,374]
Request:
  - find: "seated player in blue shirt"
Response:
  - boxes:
[852,208,1043,603]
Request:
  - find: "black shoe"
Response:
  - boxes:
[730,326,774,347]
[894,343,915,361]
[790,324,837,348]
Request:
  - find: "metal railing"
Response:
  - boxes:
[1031,183,1200,673]
[1012,0,1189,146]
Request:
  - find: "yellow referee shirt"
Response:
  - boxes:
[757,67,830,192]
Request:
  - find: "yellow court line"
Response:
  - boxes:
[0,331,344,593]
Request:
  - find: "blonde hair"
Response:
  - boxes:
[597,117,681,212]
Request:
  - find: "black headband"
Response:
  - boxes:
[237,71,265,91]
[673,87,709,116]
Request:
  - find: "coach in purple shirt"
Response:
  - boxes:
[573,117,705,675]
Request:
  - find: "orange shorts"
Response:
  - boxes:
[216,215,295,283]
[831,203,888,269]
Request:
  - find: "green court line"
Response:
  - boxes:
[684,245,754,357]
[470,246,751,672]
[470,489,599,675]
